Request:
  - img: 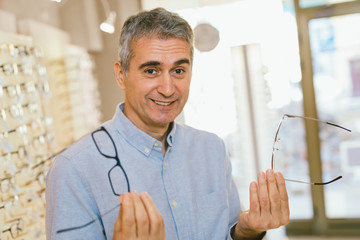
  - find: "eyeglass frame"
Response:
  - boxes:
[0,43,43,58]
[56,126,130,234]
[1,218,23,239]
[271,114,351,185]
[91,126,130,195]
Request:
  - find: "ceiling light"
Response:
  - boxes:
[194,23,220,52]
[100,0,116,34]
[100,11,116,34]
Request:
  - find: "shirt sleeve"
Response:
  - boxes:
[223,143,267,240]
[222,138,242,240]
[228,229,267,240]
[46,155,106,240]
[227,222,238,240]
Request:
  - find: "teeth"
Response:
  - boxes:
[154,100,171,106]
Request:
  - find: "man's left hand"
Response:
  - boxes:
[232,169,290,239]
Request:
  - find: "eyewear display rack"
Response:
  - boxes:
[0,31,52,240]
[0,28,102,239]
[46,44,102,152]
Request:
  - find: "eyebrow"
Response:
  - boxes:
[139,61,160,70]
[174,58,190,66]
[138,58,190,70]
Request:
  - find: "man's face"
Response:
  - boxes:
[114,37,192,134]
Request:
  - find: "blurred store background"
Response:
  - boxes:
[0,0,359,239]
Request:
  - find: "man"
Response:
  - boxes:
[46,8,289,240]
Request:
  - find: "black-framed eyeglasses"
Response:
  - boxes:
[56,126,130,234]
[91,126,130,195]
[272,114,351,185]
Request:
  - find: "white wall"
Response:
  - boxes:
[0,0,61,27]
[90,0,141,121]
[141,0,239,11]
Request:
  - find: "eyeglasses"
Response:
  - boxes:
[1,155,17,177]
[0,63,19,75]
[0,218,23,239]
[4,145,28,161]
[1,176,17,194]
[92,126,130,195]
[3,85,24,105]
[0,124,29,149]
[272,114,351,185]
[0,43,44,58]
[56,126,130,234]
[1,165,31,194]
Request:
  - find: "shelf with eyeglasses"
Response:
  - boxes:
[43,45,102,152]
[65,45,101,138]
[44,58,76,151]
[0,32,52,240]
[0,29,103,239]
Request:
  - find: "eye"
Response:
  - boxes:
[173,68,185,74]
[145,68,157,75]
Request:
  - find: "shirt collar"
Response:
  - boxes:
[109,103,176,156]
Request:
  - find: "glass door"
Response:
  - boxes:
[287,0,360,236]
[309,13,360,219]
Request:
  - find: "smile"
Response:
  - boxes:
[153,100,173,106]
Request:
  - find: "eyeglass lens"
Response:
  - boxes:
[91,129,117,157]
[272,114,351,185]
[56,127,130,234]
[92,127,130,195]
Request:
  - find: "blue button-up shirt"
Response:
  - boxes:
[46,103,241,240]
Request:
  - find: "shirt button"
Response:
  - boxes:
[144,148,150,154]
[172,200,177,207]
[164,162,167,168]
[154,142,159,147]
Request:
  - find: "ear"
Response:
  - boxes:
[114,61,126,90]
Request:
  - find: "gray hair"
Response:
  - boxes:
[118,8,194,73]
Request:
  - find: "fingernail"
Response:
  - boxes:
[267,169,274,177]
[122,193,130,202]
[140,191,149,198]
[258,171,265,180]
[276,172,284,179]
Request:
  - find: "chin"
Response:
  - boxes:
[151,115,177,126]
[154,118,175,126]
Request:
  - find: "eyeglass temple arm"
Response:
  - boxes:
[57,203,120,234]
[284,176,342,185]
[284,114,351,132]
[35,127,94,169]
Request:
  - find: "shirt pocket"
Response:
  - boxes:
[196,189,229,240]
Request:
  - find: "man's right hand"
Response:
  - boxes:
[112,190,165,240]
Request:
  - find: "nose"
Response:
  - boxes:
[157,73,175,97]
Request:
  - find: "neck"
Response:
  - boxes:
[121,105,172,155]
[145,123,172,155]
[146,125,169,142]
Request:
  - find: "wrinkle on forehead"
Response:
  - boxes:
[130,36,192,65]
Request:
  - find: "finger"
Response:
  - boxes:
[120,192,137,238]
[257,171,270,217]
[131,190,150,238]
[249,181,260,217]
[276,172,290,225]
[140,192,165,239]
[112,195,123,240]
[266,169,281,226]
